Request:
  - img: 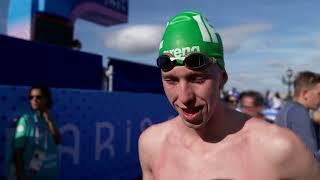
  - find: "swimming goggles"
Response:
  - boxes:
[156,52,217,72]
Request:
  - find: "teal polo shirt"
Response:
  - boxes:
[14,111,59,180]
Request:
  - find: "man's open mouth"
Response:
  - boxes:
[181,106,203,124]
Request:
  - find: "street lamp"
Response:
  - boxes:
[282,68,294,100]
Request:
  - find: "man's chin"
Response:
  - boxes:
[31,106,39,111]
[182,118,207,129]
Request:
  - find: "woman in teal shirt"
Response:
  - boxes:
[14,85,61,180]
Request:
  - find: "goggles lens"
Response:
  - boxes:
[156,53,216,72]
[29,95,42,100]
[156,55,175,72]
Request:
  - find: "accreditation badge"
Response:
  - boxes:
[28,149,46,174]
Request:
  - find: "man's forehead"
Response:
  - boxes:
[31,89,42,93]
[306,83,320,90]
[311,83,320,91]
[241,96,255,103]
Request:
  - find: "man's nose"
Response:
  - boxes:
[177,82,195,106]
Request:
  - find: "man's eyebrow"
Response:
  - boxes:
[161,73,176,78]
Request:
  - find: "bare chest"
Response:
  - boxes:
[152,143,276,180]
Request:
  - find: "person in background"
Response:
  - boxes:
[239,90,272,123]
[14,85,61,180]
[271,92,283,110]
[264,90,272,108]
[275,71,320,159]
[224,93,238,109]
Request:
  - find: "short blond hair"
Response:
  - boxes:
[293,71,320,97]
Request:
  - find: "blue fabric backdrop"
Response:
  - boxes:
[0,35,103,90]
[108,58,164,94]
[0,85,176,179]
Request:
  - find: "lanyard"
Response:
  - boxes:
[33,114,48,149]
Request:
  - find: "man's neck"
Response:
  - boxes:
[256,113,265,120]
[33,109,44,117]
[293,97,309,109]
[195,103,247,143]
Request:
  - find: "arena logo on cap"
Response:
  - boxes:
[163,46,200,58]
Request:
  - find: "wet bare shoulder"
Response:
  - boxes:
[139,117,178,154]
[138,117,179,179]
[245,118,320,179]
[244,119,300,159]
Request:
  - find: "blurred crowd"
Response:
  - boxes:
[222,87,320,125]
[223,75,320,160]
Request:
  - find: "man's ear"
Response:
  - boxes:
[220,71,228,89]
[301,88,310,101]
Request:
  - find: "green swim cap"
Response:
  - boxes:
[159,11,224,68]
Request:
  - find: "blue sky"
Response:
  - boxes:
[1,0,320,93]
